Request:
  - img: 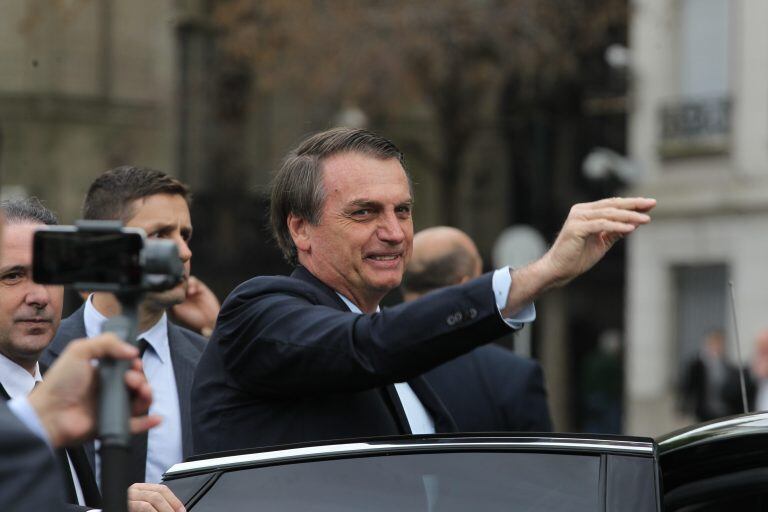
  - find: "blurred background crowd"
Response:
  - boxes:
[0,0,762,437]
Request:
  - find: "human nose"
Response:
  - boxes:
[25,283,52,309]
[174,235,192,263]
[378,211,406,244]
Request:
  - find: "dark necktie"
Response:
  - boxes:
[129,339,150,483]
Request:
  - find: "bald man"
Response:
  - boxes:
[403,227,553,432]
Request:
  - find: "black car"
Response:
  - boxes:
[163,433,660,511]
[658,411,768,511]
[161,412,768,511]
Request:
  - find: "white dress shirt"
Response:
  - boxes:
[336,266,536,435]
[0,352,87,506]
[84,296,183,484]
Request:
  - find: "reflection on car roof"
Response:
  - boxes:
[658,410,768,455]
[166,434,655,479]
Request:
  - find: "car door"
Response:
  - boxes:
[164,436,661,511]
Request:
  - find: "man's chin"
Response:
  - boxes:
[365,274,403,294]
[146,283,188,309]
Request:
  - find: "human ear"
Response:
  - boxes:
[288,214,311,252]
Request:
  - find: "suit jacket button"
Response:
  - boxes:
[447,312,462,326]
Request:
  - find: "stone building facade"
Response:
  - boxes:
[626,0,768,434]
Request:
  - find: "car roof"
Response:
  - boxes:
[657,410,768,455]
[166,433,656,479]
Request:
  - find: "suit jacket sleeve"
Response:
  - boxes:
[215,272,512,397]
[0,402,66,510]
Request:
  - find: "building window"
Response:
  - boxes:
[659,0,731,158]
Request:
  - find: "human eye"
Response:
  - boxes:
[348,206,376,220]
[1,270,24,284]
[395,204,412,217]
[351,208,372,217]
[148,227,170,239]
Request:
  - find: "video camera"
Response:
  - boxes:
[32,220,183,292]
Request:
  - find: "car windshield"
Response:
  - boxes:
[190,451,601,511]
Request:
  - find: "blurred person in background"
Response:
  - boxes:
[580,330,622,434]
[680,329,740,422]
[741,329,768,412]
[402,226,552,432]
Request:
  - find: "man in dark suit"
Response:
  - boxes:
[0,399,64,510]
[192,127,655,454]
[41,167,207,486]
[402,226,552,432]
[0,198,183,511]
[0,333,159,511]
[680,329,741,422]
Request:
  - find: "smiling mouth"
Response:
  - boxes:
[367,255,400,261]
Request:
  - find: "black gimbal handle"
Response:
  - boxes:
[98,300,140,512]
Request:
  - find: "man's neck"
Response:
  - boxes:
[298,264,384,313]
[0,349,37,377]
[91,292,164,333]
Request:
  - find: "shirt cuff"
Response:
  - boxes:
[492,266,536,329]
[7,396,52,449]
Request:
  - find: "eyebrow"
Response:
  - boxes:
[347,198,413,209]
[0,265,27,275]
[145,221,193,236]
[347,199,381,210]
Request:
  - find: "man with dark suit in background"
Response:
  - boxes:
[192,127,655,454]
[42,167,207,486]
[0,198,183,511]
[402,226,552,432]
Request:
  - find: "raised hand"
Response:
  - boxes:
[502,197,656,317]
[540,197,656,287]
[171,276,220,337]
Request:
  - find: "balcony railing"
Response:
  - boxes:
[658,96,731,159]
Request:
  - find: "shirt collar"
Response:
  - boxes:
[84,294,170,364]
[138,313,170,364]
[335,293,380,314]
[0,351,42,398]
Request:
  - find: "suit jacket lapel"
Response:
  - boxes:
[291,266,413,435]
[66,445,102,507]
[291,266,354,310]
[167,322,197,459]
[407,377,458,433]
[45,303,88,361]
[44,306,97,471]
[381,386,412,434]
